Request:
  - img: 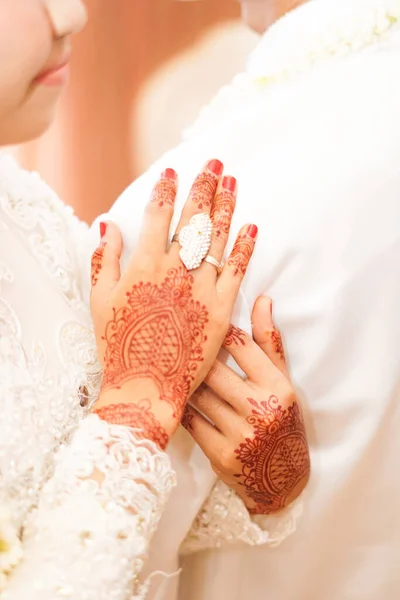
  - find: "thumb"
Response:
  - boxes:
[252,296,289,377]
[91,221,122,297]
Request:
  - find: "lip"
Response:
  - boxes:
[34,57,71,87]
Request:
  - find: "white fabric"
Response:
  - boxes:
[86,1,400,598]
[0,155,176,598]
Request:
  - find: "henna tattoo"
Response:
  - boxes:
[224,324,247,347]
[189,171,219,210]
[101,268,209,417]
[150,177,176,208]
[227,234,255,276]
[271,328,285,361]
[181,406,194,431]
[94,399,169,450]
[234,395,310,514]
[210,190,235,238]
[91,242,106,287]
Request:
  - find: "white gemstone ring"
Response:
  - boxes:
[172,213,213,271]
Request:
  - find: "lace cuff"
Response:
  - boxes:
[181,480,302,555]
[2,415,176,600]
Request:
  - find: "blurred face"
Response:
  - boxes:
[238,0,308,33]
[0,0,87,145]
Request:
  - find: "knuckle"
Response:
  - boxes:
[211,463,223,477]
[210,227,228,246]
[191,383,207,404]
[206,360,220,381]
[149,179,176,210]
[218,446,235,472]
[242,422,256,441]
[212,306,229,328]
[188,172,218,211]
[210,191,235,239]
[224,324,249,348]
[278,381,298,406]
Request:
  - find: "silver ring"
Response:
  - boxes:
[174,213,213,271]
[203,255,223,277]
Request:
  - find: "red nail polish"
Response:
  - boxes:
[161,168,178,181]
[100,222,107,238]
[206,159,224,177]
[222,176,237,193]
[247,224,258,239]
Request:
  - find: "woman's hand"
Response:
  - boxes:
[182,296,310,514]
[90,161,258,449]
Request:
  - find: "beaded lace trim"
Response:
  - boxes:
[2,416,176,599]
[185,0,400,139]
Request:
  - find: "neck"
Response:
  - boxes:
[243,0,310,33]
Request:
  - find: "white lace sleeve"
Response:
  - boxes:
[2,415,176,600]
[180,480,303,555]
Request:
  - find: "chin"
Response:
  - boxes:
[0,95,59,145]
[0,115,55,146]
[21,110,57,143]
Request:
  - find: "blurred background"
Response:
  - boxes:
[11,0,257,223]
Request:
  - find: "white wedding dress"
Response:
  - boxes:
[0,156,179,599]
[87,1,400,599]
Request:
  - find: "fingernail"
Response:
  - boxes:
[247,224,258,239]
[161,168,178,181]
[222,176,237,193]
[206,159,224,177]
[100,222,107,238]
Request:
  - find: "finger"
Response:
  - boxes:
[189,384,237,435]
[204,359,250,414]
[202,176,237,277]
[223,324,277,384]
[170,159,223,259]
[91,221,122,297]
[252,296,289,378]
[216,223,258,310]
[181,405,225,464]
[136,168,178,257]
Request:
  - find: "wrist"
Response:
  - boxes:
[93,388,182,449]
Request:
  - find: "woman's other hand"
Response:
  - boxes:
[90,160,257,449]
[182,296,310,514]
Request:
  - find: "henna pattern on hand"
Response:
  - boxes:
[227,234,255,277]
[94,399,169,450]
[181,406,194,432]
[190,171,219,210]
[234,395,310,514]
[150,178,176,208]
[101,268,209,417]
[91,242,106,287]
[211,190,235,238]
[271,328,285,361]
[224,324,247,347]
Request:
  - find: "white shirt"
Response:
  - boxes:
[90,1,400,598]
